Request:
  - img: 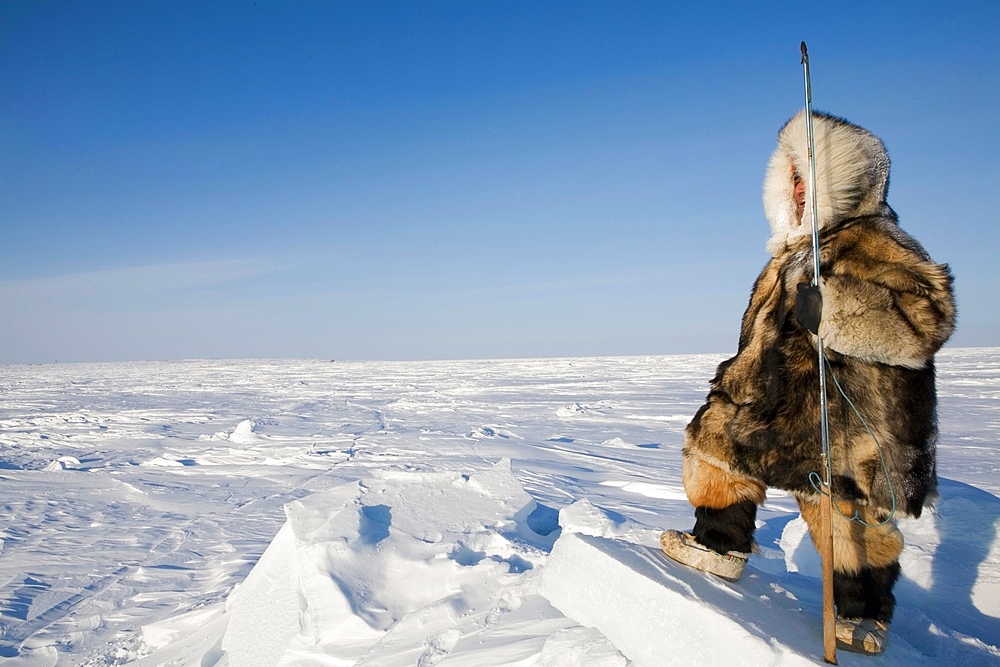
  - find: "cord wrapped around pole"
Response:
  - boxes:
[800,40,838,665]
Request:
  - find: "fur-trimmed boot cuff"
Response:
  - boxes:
[835,617,889,655]
[660,529,749,581]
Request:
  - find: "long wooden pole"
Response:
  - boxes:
[800,41,838,665]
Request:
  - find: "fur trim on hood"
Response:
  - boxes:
[763,111,893,256]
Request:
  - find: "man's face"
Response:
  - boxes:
[792,166,806,224]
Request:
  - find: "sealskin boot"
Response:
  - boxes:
[835,617,889,655]
[660,529,749,581]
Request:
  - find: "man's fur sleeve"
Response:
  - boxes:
[818,239,955,369]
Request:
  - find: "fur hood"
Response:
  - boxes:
[763,111,893,256]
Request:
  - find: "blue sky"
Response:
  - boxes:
[2,1,997,364]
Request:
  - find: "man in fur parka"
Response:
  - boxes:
[661,111,955,654]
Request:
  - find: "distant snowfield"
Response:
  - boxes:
[1,349,999,666]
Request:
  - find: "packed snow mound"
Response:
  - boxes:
[222,418,261,444]
[221,458,610,666]
[43,455,81,471]
[217,462,1000,666]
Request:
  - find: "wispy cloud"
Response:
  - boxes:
[0,259,279,308]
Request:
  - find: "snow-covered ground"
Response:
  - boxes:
[1,348,998,666]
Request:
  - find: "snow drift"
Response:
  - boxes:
[216,461,1000,666]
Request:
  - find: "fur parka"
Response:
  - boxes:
[685,111,955,518]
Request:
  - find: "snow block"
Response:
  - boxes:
[220,459,547,666]
[540,532,819,667]
[221,481,368,666]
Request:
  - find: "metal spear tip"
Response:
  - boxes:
[801,41,808,62]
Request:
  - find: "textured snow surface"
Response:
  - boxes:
[1,348,998,665]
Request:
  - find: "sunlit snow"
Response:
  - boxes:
[1,349,998,665]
